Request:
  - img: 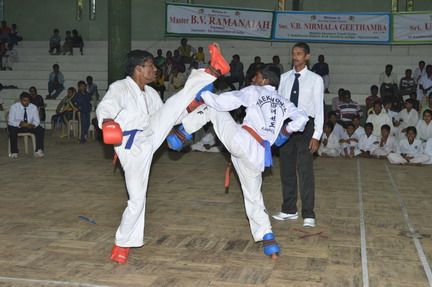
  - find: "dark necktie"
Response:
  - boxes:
[23,107,28,123]
[290,73,301,107]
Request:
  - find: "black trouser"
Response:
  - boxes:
[226,76,244,90]
[8,125,45,153]
[279,118,315,219]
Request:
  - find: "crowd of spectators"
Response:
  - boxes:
[49,28,84,55]
[320,61,432,165]
[0,20,20,70]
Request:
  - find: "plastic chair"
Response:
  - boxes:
[67,111,80,140]
[8,132,36,155]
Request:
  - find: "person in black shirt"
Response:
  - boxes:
[29,86,46,122]
[311,54,330,93]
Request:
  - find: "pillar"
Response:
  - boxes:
[108,0,131,84]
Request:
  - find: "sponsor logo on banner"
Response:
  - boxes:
[166,4,273,39]
[273,12,391,43]
[393,13,432,43]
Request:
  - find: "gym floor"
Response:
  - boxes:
[0,132,431,287]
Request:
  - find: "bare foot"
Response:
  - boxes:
[270,253,279,260]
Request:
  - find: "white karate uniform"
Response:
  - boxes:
[332,122,345,140]
[181,85,308,241]
[340,131,360,156]
[424,138,432,164]
[372,136,397,157]
[399,108,419,131]
[96,69,215,247]
[366,112,393,137]
[358,134,379,154]
[318,132,340,157]
[354,126,366,138]
[388,138,430,164]
[417,75,432,103]
[416,120,432,142]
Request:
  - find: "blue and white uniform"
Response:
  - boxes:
[181,84,308,241]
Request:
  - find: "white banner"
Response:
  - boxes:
[393,13,432,43]
[273,12,390,43]
[166,4,273,39]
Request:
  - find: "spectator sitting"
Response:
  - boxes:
[154,49,166,69]
[86,75,100,108]
[172,49,185,73]
[71,29,84,55]
[226,54,245,91]
[318,121,340,157]
[53,87,77,131]
[365,85,381,113]
[421,96,432,114]
[0,20,11,44]
[1,42,17,70]
[372,124,397,159]
[332,88,344,111]
[352,115,365,138]
[194,46,205,68]
[311,54,330,93]
[62,30,73,55]
[414,60,426,84]
[74,81,91,143]
[272,55,284,74]
[416,109,432,142]
[399,99,419,133]
[49,28,61,55]
[168,67,185,93]
[8,92,45,158]
[47,64,65,99]
[358,122,379,158]
[150,68,165,101]
[163,50,173,80]
[184,61,198,79]
[417,64,432,104]
[178,38,195,64]
[245,56,263,86]
[399,69,416,98]
[10,24,23,47]
[336,90,362,124]
[339,123,360,158]
[366,101,393,138]
[379,64,401,109]
[29,86,46,122]
[327,110,345,140]
[388,126,430,165]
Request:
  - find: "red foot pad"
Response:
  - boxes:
[205,43,230,77]
[102,120,123,145]
[111,245,130,264]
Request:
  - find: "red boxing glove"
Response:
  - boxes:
[102,119,123,145]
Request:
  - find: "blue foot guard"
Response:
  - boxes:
[166,124,193,151]
[262,232,280,257]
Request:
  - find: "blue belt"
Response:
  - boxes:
[123,129,142,150]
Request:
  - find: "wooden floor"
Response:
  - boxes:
[0,132,431,287]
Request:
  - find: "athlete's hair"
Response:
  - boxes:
[258,64,281,88]
[125,50,154,77]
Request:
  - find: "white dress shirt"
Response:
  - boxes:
[8,102,40,127]
[416,120,432,142]
[278,66,324,140]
